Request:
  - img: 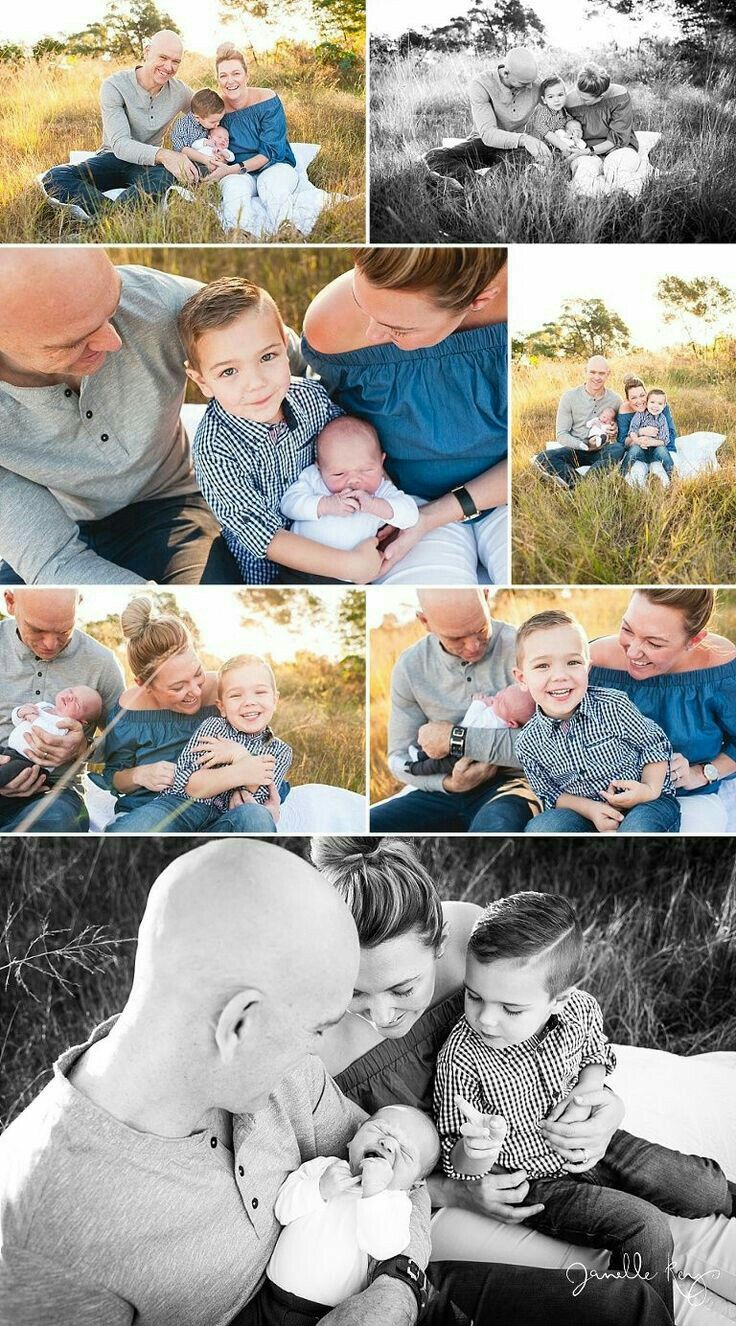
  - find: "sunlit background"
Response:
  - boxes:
[3,0,320,51]
[369,0,682,45]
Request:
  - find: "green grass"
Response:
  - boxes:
[369,42,736,243]
[2,837,734,1128]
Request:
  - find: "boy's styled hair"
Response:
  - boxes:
[178,278,286,371]
[515,610,589,667]
[646,388,666,403]
[217,652,277,698]
[191,88,225,118]
[539,75,565,100]
[310,837,445,951]
[353,247,506,312]
[468,892,583,996]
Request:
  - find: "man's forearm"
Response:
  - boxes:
[463,723,520,768]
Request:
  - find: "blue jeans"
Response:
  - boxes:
[526,794,681,834]
[370,774,535,833]
[621,444,674,476]
[42,152,175,215]
[0,785,89,833]
[106,792,278,835]
[533,442,626,489]
[526,1128,734,1317]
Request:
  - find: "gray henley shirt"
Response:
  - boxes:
[555,384,623,449]
[99,68,192,167]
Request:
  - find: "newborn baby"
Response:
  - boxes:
[265,1105,439,1313]
[406,683,535,776]
[585,405,617,451]
[280,416,419,559]
[0,686,103,786]
[190,124,235,163]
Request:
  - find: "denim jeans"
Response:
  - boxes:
[424,139,529,181]
[533,442,626,489]
[370,774,535,834]
[0,785,89,833]
[526,794,680,834]
[621,444,674,476]
[526,1128,734,1317]
[42,152,175,215]
[107,792,278,835]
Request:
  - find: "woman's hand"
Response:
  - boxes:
[539,1087,624,1172]
[670,753,707,791]
[344,538,384,584]
[203,162,241,182]
[194,735,252,768]
[134,761,177,793]
[376,515,425,572]
[429,1169,544,1224]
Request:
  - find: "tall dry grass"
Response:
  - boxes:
[369,588,736,802]
[0,50,364,243]
[512,353,736,584]
[2,836,734,1126]
[369,41,736,242]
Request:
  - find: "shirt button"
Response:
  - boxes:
[101,433,109,442]
[210,1137,218,1148]
[35,690,40,696]
[238,1165,245,1177]
[251,1197,259,1210]
[85,410,93,419]
[38,671,42,677]
[64,388,72,397]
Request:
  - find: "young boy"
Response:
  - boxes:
[434,892,734,1319]
[179,278,384,585]
[513,610,680,834]
[405,683,535,777]
[264,1105,439,1319]
[163,653,292,829]
[171,90,233,177]
[622,388,676,482]
[279,415,419,560]
[0,686,103,786]
[527,77,590,158]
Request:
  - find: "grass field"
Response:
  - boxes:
[369,588,736,802]
[0,49,364,243]
[369,41,736,243]
[512,353,736,584]
[1,835,733,1127]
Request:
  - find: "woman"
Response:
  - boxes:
[206,43,298,234]
[311,837,735,1321]
[590,589,736,834]
[302,247,509,585]
[565,63,645,195]
[99,597,276,834]
[617,375,677,486]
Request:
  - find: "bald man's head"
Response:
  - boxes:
[139,30,184,91]
[416,589,493,663]
[585,356,611,393]
[0,250,122,382]
[130,841,360,1113]
[5,589,79,660]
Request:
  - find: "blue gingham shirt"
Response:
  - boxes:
[193,378,343,583]
[434,988,617,1180]
[171,111,206,151]
[629,409,671,447]
[516,685,676,810]
[171,716,292,812]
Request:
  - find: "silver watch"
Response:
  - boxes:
[702,762,719,783]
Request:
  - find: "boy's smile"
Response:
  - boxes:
[514,623,590,720]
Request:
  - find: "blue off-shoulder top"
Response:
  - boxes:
[617,405,678,454]
[301,323,508,508]
[91,702,220,816]
[222,96,296,173]
[589,659,736,797]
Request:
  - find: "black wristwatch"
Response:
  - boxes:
[449,724,467,758]
[372,1256,431,1315]
[451,484,479,522]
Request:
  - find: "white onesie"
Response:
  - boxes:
[266,1156,412,1307]
[7,702,67,767]
[280,464,419,553]
[191,135,236,163]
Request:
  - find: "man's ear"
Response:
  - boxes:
[185,360,213,400]
[416,612,428,628]
[512,666,528,691]
[214,988,262,1063]
[4,591,15,615]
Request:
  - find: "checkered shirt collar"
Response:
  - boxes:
[210,390,304,446]
[534,687,596,733]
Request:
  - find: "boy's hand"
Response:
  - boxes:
[588,802,624,833]
[546,1092,593,1125]
[318,492,361,517]
[600,779,653,810]
[455,1096,507,1162]
[261,781,281,823]
[319,1160,361,1201]
[346,538,383,583]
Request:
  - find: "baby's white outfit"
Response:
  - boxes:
[280,464,419,553]
[586,418,610,449]
[8,702,66,767]
[266,1156,412,1307]
[190,136,236,163]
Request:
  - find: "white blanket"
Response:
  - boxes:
[546,431,726,481]
[441,130,660,200]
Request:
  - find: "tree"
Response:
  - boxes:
[0,43,25,65]
[337,589,365,655]
[512,321,565,360]
[656,276,736,354]
[31,36,67,60]
[236,588,325,632]
[556,298,631,359]
[68,0,180,59]
[219,0,363,48]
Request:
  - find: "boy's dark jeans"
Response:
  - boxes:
[621,445,674,476]
[43,153,176,215]
[525,1127,734,1318]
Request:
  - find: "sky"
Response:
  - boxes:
[369,0,680,46]
[75,588,353,663]
[511,245,736,350]
[3,0,319,52]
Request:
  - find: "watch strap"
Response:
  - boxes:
[372,1255,430,1315]
[451,485,479,522]
[449,724,467,758]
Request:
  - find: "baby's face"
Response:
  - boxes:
[514,623,590,719]
[208,126,229,150]
[598,408,616,424]
[493,685,535,725]
[647,396,666,416]
[318,430,385,494]
[218,663,277,733]
[55,686,101,723]
[187,307,291,423]
[464,954,562,1048]
[348,1105,437,1191]
[542,82,566,111]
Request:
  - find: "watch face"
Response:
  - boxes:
[703,763,719,782]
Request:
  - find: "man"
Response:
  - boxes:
[531,355,624,489]
[0,589,123,832]
[0,840,671,1325]
[424,47,551,185]
[42,30,200,218]
[371,589,536,833]
[0,249,304,584]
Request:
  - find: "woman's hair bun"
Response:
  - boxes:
[120,596,153,641]
[310,836,381,869]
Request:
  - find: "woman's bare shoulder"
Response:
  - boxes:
[434,900,482,998]
[318,1010,382,1077]
[250,87,277,104]
[703,633,736,667]
[303,270,364,353]
[588,635,626,669]
[118,685,149,711]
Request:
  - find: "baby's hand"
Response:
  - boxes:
[589,802,624,834]
[547,1092,593,1125]
[317,492,361,517]
[16,704,40,722]
[319,1160,361,1201]
[360,1155,394,1197]
[471,692,494,705]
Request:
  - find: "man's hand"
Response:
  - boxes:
[0,759,46,799]
[320,1277,418,1326]
[319,1159,361,1201]
[520,133,552,162]
[600,779,653,810]
[25,718,84,768]
[417,721,452,759]
[588,801,624,834]
[155,148,200,186]
[455,1096,507,1163]
[318,492,361,517]
[442,758,497,793]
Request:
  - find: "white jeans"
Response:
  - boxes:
[219,163,299,232]
[377,504,508,586]
[678,793,728,835]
